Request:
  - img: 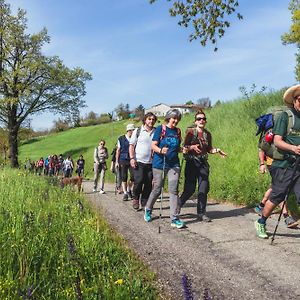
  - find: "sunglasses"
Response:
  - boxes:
[196,117,207,121]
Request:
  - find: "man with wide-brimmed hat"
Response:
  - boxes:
[255,84,300,239]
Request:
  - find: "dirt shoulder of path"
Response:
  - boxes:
[83,181,300,300]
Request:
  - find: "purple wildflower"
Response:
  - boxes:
[182,273,194,300]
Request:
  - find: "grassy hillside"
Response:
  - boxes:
[19,89,300,214]
[0,168,157,299]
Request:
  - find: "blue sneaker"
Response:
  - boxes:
[171,218,185,229]
[144,208,152,222]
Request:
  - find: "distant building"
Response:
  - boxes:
[145,103,203,117]
[144,103,171,117]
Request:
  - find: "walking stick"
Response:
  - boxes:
[271,155,300,245]
[159,155,166,234]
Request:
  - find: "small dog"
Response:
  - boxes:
[60,176,83,192]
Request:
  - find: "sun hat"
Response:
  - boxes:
[283,84,300,107]
[126,124,135,131]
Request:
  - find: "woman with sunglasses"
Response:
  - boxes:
[179,109,226,222]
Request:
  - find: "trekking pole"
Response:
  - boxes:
[271,155,300,245]
[114,165,118,197]
[159,155,166,234]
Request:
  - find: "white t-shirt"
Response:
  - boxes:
[130,126,154,164]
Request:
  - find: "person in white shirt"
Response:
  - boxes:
[129,112,157,210]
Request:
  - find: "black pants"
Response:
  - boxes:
[132,162,153,205]
[180,160,210,214]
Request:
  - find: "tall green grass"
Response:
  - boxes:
[0,169,157,299]
[19,89,300,213]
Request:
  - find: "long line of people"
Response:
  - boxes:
[93,108,227,229]
[24,154,85,178]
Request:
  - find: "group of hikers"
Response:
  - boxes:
[24,154,85,178]
[93,108,226,229]
[93,84,300,238]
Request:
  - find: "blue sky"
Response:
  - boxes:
[10,0,297,130]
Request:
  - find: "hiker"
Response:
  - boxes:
[255,148,298,228]
[93,140,109,194]
[63,155,74,178]
[57,154,64,176]
[144,108,186,229]
[48,155,55,176]
[44,156,49,175]
[115,124,135,201]
[129,112,157,210]
[110,144,122,194]
[37,157,44,175]
[179,109,226,221]
[255,84,300,239]
[76,155,85,178]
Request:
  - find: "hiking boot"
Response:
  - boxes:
[93,188,97,193]
[99,189,105,194]
[254,220,268,239]
[197,213,211,222]
[144,208,152,222]
[122,193,129,201]
[284,216,298,228]
[171,219,186,229]
[132,199,139,210]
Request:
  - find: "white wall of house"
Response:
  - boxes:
[145,103,170,117]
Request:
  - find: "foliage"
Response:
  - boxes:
[115,103,131,120]
[0,0,91,167]
[0,169,157,299]
[134,104,145,120]
[282,0,300,80]
[149,0,242,50]
[197,97,211,108]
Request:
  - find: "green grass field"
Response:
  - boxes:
[0,169,158,299]
[19,89,300,215]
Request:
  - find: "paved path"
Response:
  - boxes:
[83,181,300,300]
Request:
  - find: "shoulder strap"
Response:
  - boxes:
[286,109,295,133]
[136,126,142,139]
[160,124,166,140]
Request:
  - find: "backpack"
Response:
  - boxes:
[183,126,209,163]
[135,126,156,140]
[256,106,295,160]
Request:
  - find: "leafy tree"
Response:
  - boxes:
[150,0,242,50]
[185,100,194,105]
[115,103,130,120]
[282,0,300,80]
[0,0,91,167]
[134,104,145,119]
[0,128,8,164]
[197,97,211,108]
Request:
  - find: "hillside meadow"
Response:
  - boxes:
[0,168,158,299]
[19,89,300,214]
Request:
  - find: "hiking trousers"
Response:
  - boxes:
[93,162,106,190]
[180,160,210,215]
[132,162,153,206]
[146,167,180,221]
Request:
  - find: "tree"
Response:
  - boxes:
[0,0,92,167]
[115,103,130,120]
[197,97,211,108]
[185,100,194,105]
[282,0,300,80]
[150,0,242,50]
[134,104,145,120]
